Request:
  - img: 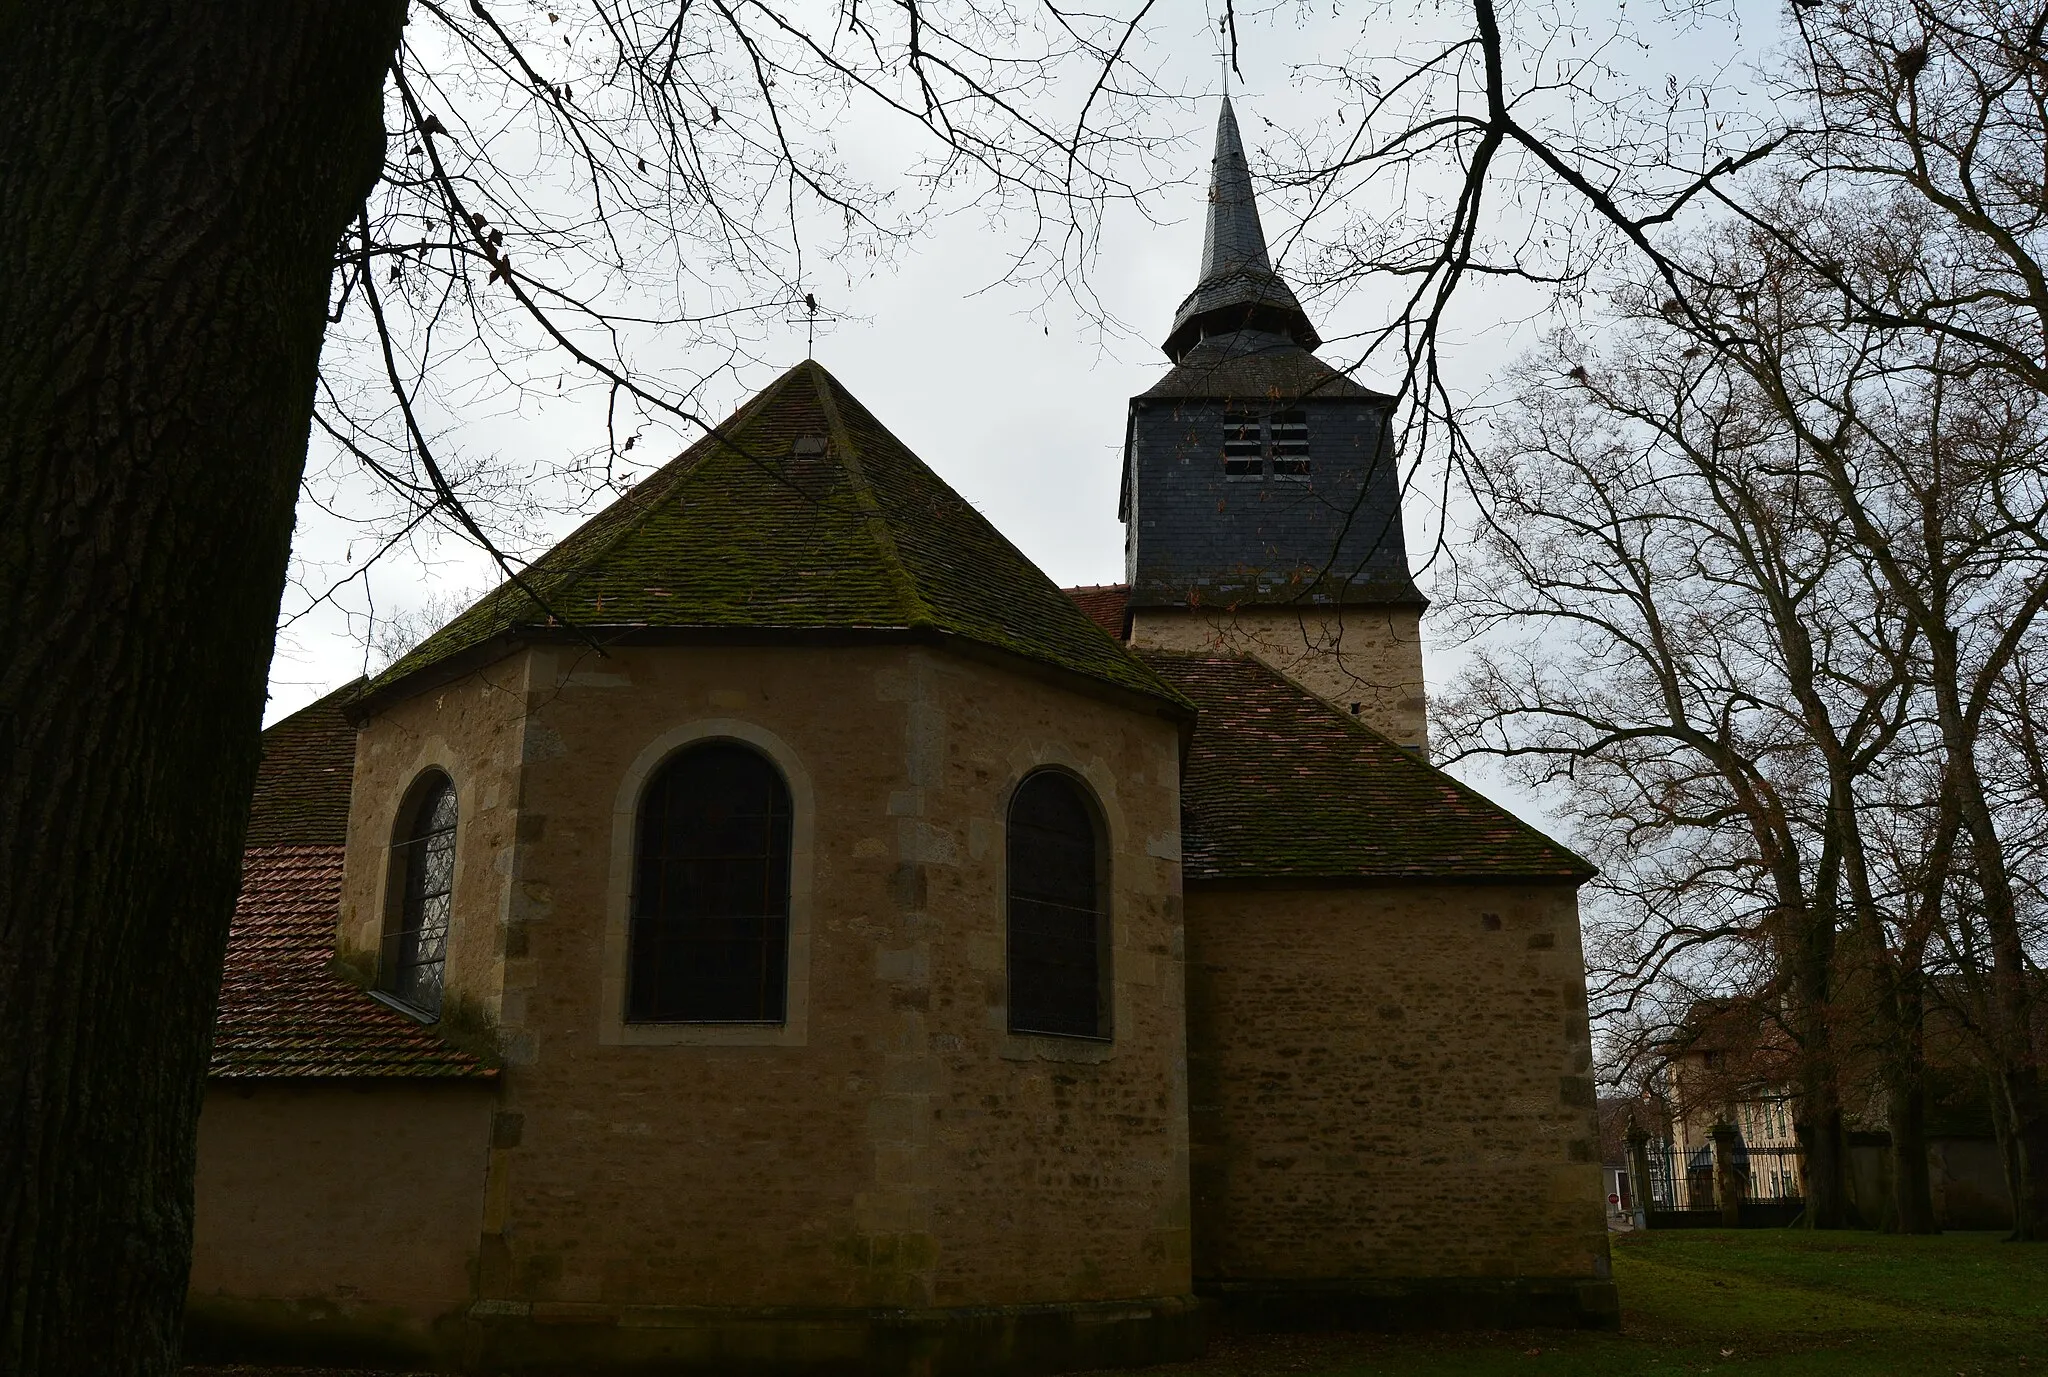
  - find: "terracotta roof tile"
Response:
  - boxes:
[212,844,493,1079]
[214,695,491,1080]
[1064,584,1129,639]
[1141,652,1593,883]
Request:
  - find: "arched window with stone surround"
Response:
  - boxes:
[382,772,457,1018]
[629,741,793,1023]
[1006,770,1109,1039]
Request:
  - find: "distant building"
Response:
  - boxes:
[185,100,1613,1375]
[1646,995,2008,1228]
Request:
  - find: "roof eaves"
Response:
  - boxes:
[1184,869,1594,890]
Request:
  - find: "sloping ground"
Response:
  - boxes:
[184,1230,2048,1375]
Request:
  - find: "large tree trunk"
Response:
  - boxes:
[1798,1083,1851,1229]
[1786,909,1850,1229]
[1888,1083,1938,1235]
[1884,969,1939,1234]
[0,6,406,1373]
[1998,1068,2048,1241]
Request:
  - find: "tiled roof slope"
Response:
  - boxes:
[1140,330,1388,402]
[366,362,1187,714]
[1142,653,1593,883]
[213,845,493,1078]
[1065,584,1130,639]
[244,679,361,846]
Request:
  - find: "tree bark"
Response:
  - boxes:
[1878,947,1939,1234]
[1786,906,1850,1229]
[1888,1079,1937,1235]
[0,5,406,1373]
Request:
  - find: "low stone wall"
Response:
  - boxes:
[186,1080,495,1367]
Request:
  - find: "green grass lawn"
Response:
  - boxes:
[1113,1229,2048,1376]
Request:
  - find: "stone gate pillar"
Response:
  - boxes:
[1711,1122,1743,1227]
[1625,1122,1654,1230]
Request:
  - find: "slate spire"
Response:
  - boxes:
[1161,97,1320,363]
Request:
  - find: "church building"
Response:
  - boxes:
[188,99,1613,1375]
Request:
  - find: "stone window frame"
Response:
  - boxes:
[598,718,815,1047]
[1003,767,1114,1043]
[371,767,461,1023]
[992,751,1133,1065]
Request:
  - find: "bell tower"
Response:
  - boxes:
[1120,98,1428,749]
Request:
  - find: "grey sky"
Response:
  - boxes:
[266,0,1774,729]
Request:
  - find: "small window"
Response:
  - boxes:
[1222,411,1263,476]
[630,742,793,1023]
[1269,409,1310,476]
[383,774,457,1017]
[1006,771,1108,1039]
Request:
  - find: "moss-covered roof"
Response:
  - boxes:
[365,361,1187,714]
[1141,652,1594,883]
[245,679,361,847]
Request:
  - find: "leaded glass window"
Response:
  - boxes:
[1006,771,1108,1039]
[629,742,793,1023]
[383,775,456,1017]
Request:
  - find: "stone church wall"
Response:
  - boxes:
[339,641,1196,1370]
[337,655,534,1030]
[1128,606,1427,751]
[185,1081,495,1365]
[1183,879,1616,1330]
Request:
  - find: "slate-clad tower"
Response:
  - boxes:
[1121,99,1429,749]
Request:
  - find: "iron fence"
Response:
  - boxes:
[1644,1139,1805,1211]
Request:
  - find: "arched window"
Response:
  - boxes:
[383,774,457,1017]
[630,741,793,1023]
[1006,771,1108,1039]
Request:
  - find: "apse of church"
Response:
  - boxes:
[184,96,1611,1377]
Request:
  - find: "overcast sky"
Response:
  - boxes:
[267,0,1776,738]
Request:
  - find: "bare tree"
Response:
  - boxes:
[1672,188,2048,1237]
[1437,304,1925,1227]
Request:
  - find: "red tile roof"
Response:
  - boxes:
[1141,653,1593,883]
[214,690,494,1079]
[212,844,492,1079]
[1064,584,1129,639]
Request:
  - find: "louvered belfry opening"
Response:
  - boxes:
[1006,770,1109,1039]
[630,741,794,1023]
[384,773,457,1017]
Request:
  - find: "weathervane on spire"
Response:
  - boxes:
[1217,4,1240,94]
[784,291,833,360]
